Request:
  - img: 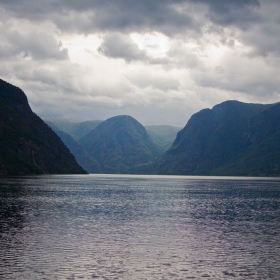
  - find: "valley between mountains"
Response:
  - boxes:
[45,116,181,174]
[46,101,280,177]
[1,78,279,176]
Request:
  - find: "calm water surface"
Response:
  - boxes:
[0,175,280,279]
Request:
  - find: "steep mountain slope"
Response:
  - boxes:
[53,129,101,173]
[0,79,87,175]
[145,125,181,151]
[212,103,280,176]
[45,119,103,139]
[147,100,278,176]
[79,115,164,173]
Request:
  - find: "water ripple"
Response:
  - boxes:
[0,175,280,279]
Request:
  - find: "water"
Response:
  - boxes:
[0,175,280,280]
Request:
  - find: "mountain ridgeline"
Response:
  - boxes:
[3,77,278,177]
[46,117,179,174]
[44,119,103,139]
[79,115,164,173]
[140,101,280,176]
[52,129,101,173]
[0,79,87,175]
[45,100,280,177]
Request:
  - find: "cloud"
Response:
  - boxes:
[126,68,180,91]
[190,0,261,29]
[88,0,196,35]
[0,0,197,35]
[0,26,68,60]
[165,40,201,69]
[98,33,147,62]
[240,0,280,57]
[0,0,280,126]
[8,31,69,60]
[191,49,280,100]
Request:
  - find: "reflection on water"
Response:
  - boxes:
[0,175,280,279]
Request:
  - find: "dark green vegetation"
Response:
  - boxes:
[46,118,178,174]
[46,100,280,177]
[53,129,100,173]
[4,77,278,177]
[45,119,102,139]
[139,100,280,176]
[145,125,181,151]
[78,115,164,173]
[46,119,180,153]
[0,79,87,175]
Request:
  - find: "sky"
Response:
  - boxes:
[0,0,279,126]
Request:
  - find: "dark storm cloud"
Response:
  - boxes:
[244,25,280,57]
[1,0,262,33]
[98,33,147,62]
[240,0,280,57]
[1,0,276,61]
[190,0,261,29]
[0,0,196,35]
[89,1,197,35]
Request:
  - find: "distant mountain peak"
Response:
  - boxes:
[79,115,164,173]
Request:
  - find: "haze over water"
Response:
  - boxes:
[0,175,280,279]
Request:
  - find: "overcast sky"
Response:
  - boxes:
[0,0,279,126]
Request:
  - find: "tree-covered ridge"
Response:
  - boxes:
[0,79,87,175]
[53,129,101,173]
[46,118,181,153]
[44,100,280,176]
[78,115,164,173]
[66,116,163,173]
[46,118,181,173]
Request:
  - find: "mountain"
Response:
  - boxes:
[79,115,165,173]
[212,103,280,176]
[53,129,101,173]
[145,125,181,151]
[0,79,87,175]
[138,100,279,176]
[45,118,103,139]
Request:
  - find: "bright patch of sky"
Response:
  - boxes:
[62,35,102,63]
[130,32,170,58]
